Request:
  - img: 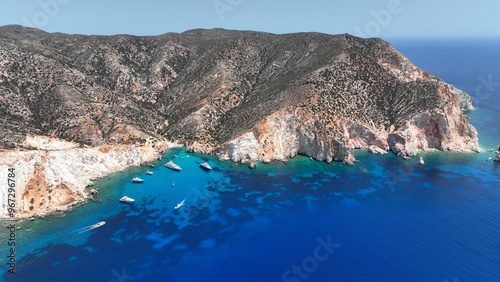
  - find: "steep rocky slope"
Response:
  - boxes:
[0,26,479,217]
[0,26,477,162]
[0,136,172,218]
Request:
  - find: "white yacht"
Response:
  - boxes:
[200,162,212,170]
[146,171,153,175]
[165,160,182,171]
[120,196,135,203]
[131,177,144,183]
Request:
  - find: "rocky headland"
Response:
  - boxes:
[0,25,479,218]
[0,136,172,219]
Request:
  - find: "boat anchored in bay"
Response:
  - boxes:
[120,196,135,203]
[165,160,182,171]
[200,161,212,170]
[131,177,144,183]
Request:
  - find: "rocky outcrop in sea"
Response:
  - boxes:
[495,154,500,162]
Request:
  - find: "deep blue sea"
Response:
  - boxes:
[1,39,500,282]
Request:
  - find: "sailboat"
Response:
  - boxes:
[417,156,425,165]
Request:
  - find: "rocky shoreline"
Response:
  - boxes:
[188,96,479,165]
[0,27,483,219]
[0,136,174,220]
[0,131,483,220]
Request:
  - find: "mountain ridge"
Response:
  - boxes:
[0,26,479,218]
[0,26,478,162]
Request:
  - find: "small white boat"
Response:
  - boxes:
[165,160,182,171]
[146,171,153,175]
[174,155,177,158]
[175,198,186,209]
[95,221,106,227]
[186,155,190,158]
[417,156,425,165]
[200,162,212,170]
[119,196,135,203]
[131,177,144,183]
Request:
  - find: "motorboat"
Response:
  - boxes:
[146,171,153,175]
[175,198,186,209]
[131,177,144,183]
[95,221,106,227]
[120,196,135,203]
[165,160,182,171]
[200,162,212,170]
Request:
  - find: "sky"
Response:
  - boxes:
[0,0,499,39]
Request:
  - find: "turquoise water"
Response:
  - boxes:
[1,40,500,281]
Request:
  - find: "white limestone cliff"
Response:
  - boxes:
[0,136,173,219]
[215,98,479,164]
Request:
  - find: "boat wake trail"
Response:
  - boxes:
[68,221,106,234]
[16,221,106,270]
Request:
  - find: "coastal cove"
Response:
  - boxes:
[1,141,500,281]
[0,38,500,282]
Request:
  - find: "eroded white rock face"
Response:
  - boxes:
[217,101,478,164]
[0,139,172,219]
[220,109,355,165]
[342,120,389,151]
[225,132,259,163]
[388,105,479,156]
[368,146,388,155]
